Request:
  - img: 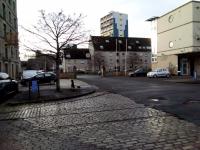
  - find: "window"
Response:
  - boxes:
[100,45,104,49]
[116,52,119,56]
[9,11,11,22]
[13,1,16,11]
[12,64,14,77]
[5,47,8,58]
[105,39,109,43]
[169,41,174,48]
[14,18,17,29]
[136,40,140,44]
[3,24,6,38]
[128,46,132,50]
[5,63,8,73]
[118,40,122,44]
[16,64,18,75]
[11,47,14,57]
[168,15,174,23]
[36,74,44,78]
[16,50,18,59]
[146,46,151,50]
[2,3,6,19]
[45,73,51,77]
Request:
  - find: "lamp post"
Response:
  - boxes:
[125,38,127,76]
[115,38,118,76]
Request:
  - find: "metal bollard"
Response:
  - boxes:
[71,79,75,89]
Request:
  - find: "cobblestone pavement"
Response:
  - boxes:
[0,92,200,150]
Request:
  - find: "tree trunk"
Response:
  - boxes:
[56,60,60,92]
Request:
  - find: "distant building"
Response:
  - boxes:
[156,1,200,76]
[61,48,91,72]
[100,11,128,37]
[89,36,151,73]
[0,0,20,79]
[23,52,56,71]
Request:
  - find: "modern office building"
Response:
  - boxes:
[100,11,128,37]
[0,0,20,79]
[156,1,200,76]
[89,36,151,73]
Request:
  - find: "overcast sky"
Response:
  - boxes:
[17,0,193,58]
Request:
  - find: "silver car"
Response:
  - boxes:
[147,68,170,78]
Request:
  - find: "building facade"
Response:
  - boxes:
[61,48,91,73]
[0,0,19,79]
[156,1,200,76]
[100,11,128,37]
[89,36,151,73]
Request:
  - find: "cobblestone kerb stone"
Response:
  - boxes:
[5,88,95,106]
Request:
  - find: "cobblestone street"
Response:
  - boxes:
[0,92,200,150]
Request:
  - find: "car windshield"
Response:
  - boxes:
[22,70,44,79]
[134,68,142,73]
[152,69,159,72]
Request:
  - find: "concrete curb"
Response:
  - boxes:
[6,88,96,106]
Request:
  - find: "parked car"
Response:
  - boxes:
[147,68,170,78]
[0,72,18,99]
[21,70,44,80]
[21,72,57,86]
[128,68,148,77]
[76,69,86,74]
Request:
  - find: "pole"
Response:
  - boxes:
[45,55,47,71]
[115,38,118,76]
[125,38,127,76]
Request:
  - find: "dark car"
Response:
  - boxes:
[21,72,57,86]
[0,72,18,99]
[128,68,148,77]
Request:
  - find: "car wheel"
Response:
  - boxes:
[166,74,170,78]
[153,74,157,78]
[50,80,55,85]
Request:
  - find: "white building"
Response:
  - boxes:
[100,11,128,37]
[89,36,151,74]
[156,1,200,76]
[0,0,20,79]
[61,48,91,73]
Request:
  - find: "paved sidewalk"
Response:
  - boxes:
[3,79,96,105]
[0,91,199,150]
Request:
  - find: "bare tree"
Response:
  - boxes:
[21,10,88,91]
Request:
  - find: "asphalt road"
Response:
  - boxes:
[78,75,200,125]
